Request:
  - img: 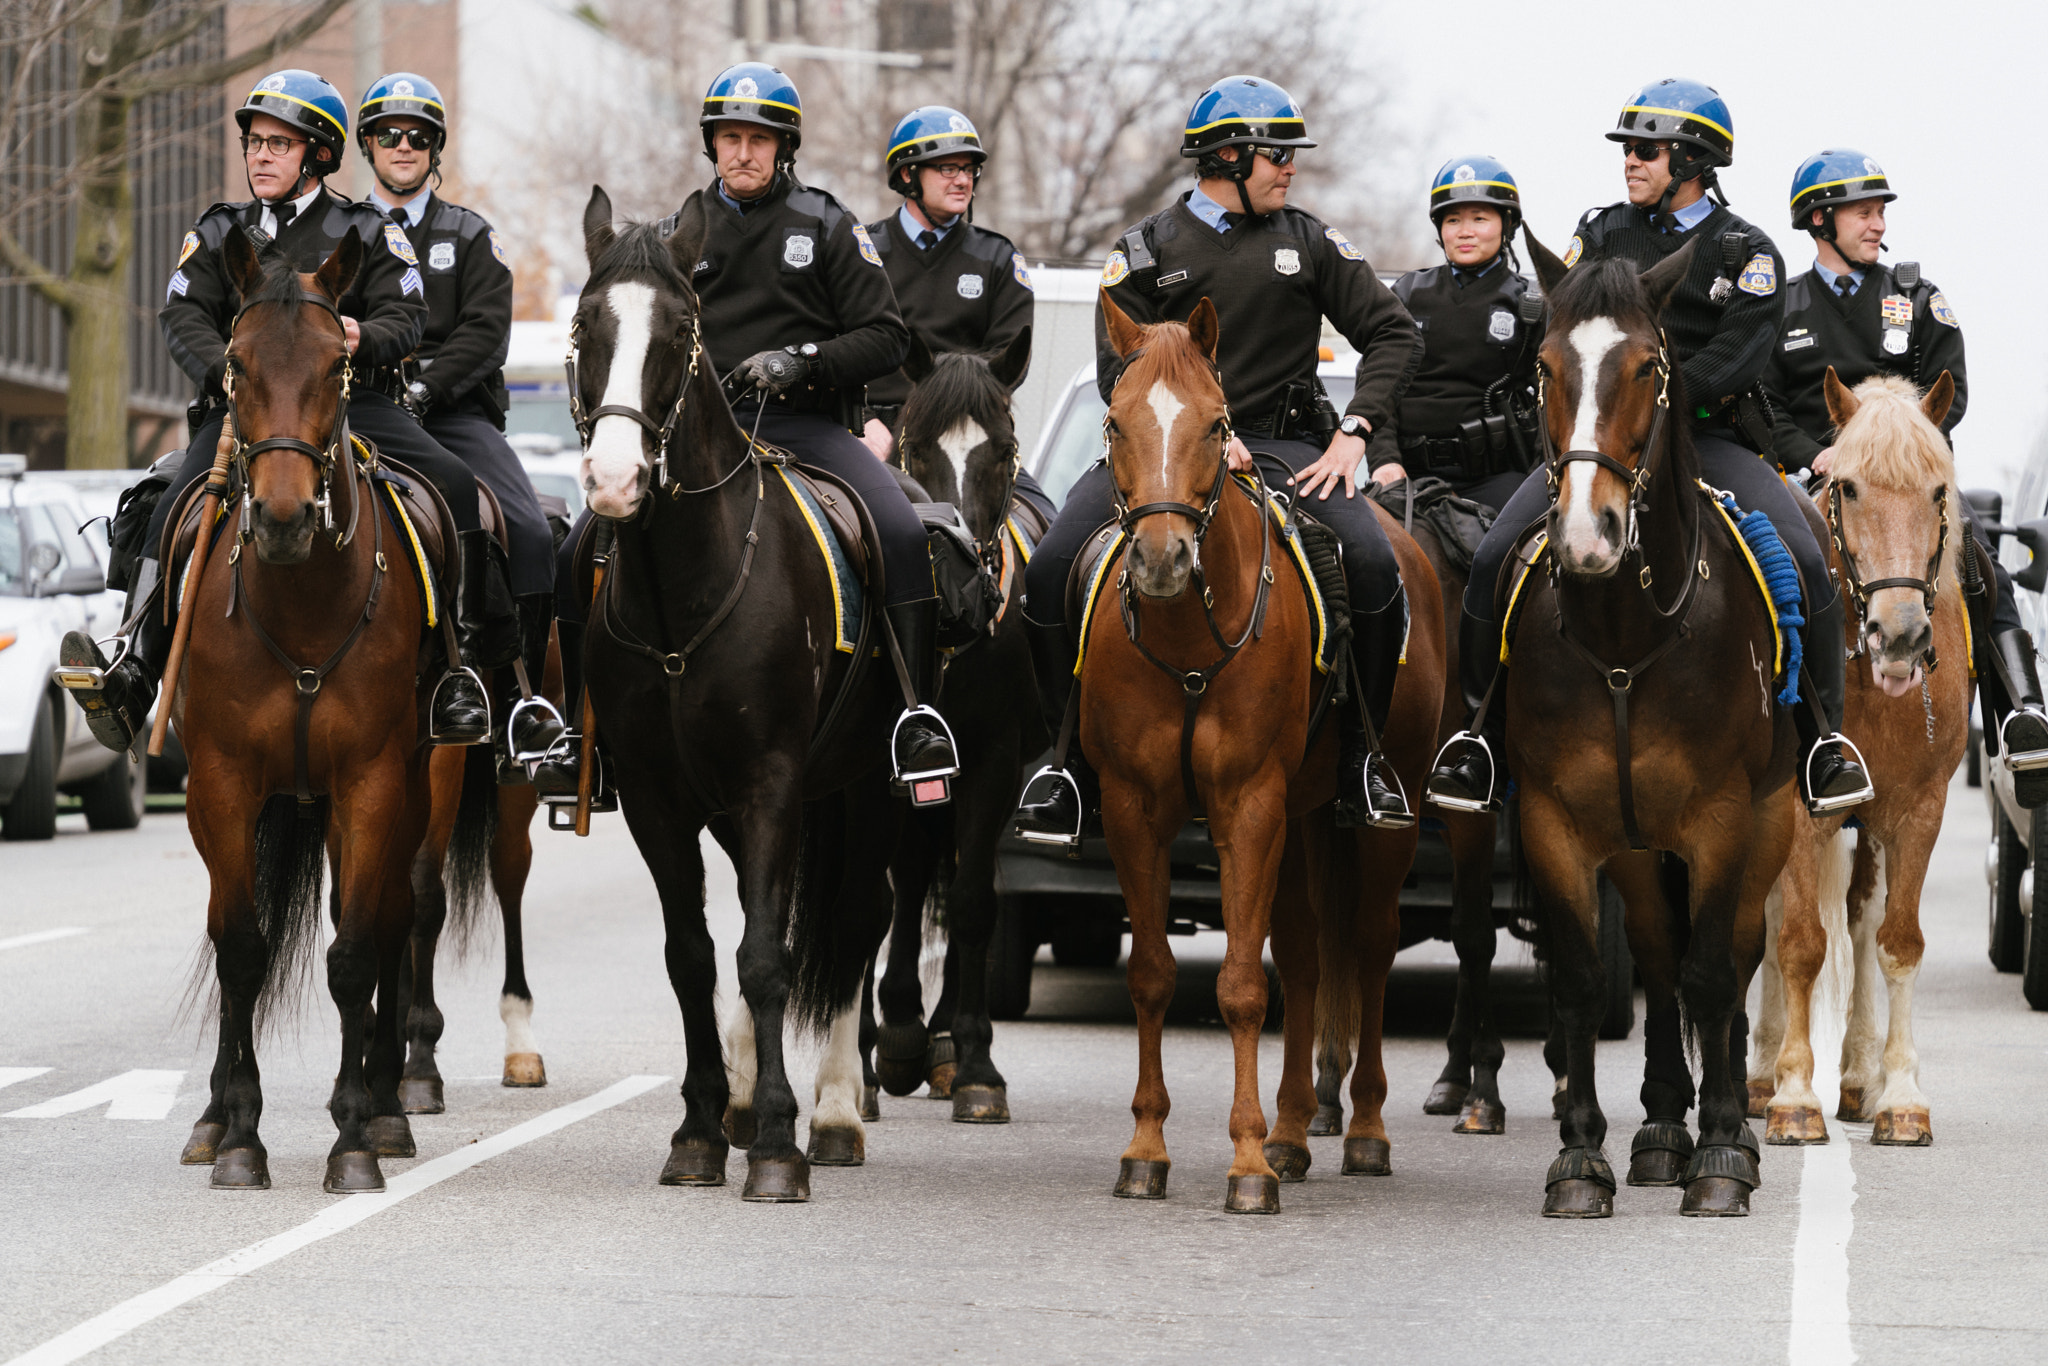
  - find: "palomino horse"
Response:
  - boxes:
[1752,371,1968,1147]
[1088,295,1442,1212]
[869,331,1045,1122]
[571,189,900,1201]
[1511,242,1795,1218]
[173,230,431,1192]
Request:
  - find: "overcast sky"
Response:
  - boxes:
[1362,0,2047,492]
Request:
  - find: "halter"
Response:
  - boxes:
[222,288,362,551]
[567,314,706,492]
[1826,475,1949,660]
[1540,335,1674,562]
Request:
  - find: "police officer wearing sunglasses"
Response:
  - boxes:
[1013,75,1424,841]
[356,72,566,772]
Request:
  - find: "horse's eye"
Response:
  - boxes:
[1210,420,1227,440]
[1104,418,1120,438]
[1932,484,1947,506]
[1841,481,1858,501]
[1636,360,1654,381]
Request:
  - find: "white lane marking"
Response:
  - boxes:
[0,928,87,953]
[0,1068,53,1093]
[4,1074,669,1366]
[581,282,656,514]
[935,416,986,499]
[5,1070,183,1121]
[1788,1118,1858,1365]
[1146,380,1186,482]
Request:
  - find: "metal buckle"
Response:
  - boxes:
[1804,732,1876,814]
[1013,764,1084,850]
[1424,730,1499,813]
[2000,710,2048,772]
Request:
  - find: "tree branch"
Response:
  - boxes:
[120,0,355,95]
[0,221,76,311]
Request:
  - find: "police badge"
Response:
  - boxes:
[957,273,984,299]
[1735,253,1777,298]
[783,233,815,268]
[1274,247,1300,276]
[1101,250,1129,286]
[427,241,456,271]
[1930,292,1958,327]
[1324,226,1364,261]
[382,223,418,266]
[1488,310,1515,342]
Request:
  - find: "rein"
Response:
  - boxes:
[1826,475,1949,667]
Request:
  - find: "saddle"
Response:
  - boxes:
[1368,475,1496,576]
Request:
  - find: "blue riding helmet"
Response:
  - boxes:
[1605,77,1734,167]
[1180,76,1316,159]
[357,72,447,151]
[1789,148,1895,233]
[237,69,349,177]
[701,62,802,159]
[886,106,985,193]
[1430,154,1521,229]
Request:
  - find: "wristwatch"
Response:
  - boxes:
[1339,415,1369,438]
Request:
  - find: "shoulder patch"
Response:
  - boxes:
[489,230,507,266]
[1102,249,1130,287]
[166,270,189,303]
[383,223,418,267]
[1012,253,1033,291]
[176,231,200,268]
[1323,226,1364,262]
[1562,236,1584,269]
[850,223,882,267]
[1930,291,1958,327]
[399,267,423,298]
[1736,252,1777,298]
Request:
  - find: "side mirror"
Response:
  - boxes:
[2014,518,2048,594]
[54,563,107,595]
[1965,487,2010,539]
[25,541,60,591]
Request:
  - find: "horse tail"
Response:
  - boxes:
[786,792,852,1036]
[1314,838,1362,1082]
[1810,826,1858,1039]
[918,805,956,951]
[183,794,330,1039]
[442,743,499,956]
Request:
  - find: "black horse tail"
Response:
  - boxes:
[185,794,330,1039]
[786,792,851,1035]
[443,743,499,956]
[918,804,956,948]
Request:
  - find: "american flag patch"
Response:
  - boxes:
[399,267,423,298]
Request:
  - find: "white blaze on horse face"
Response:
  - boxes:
[581,281,657,518]
[936,416,987,497]
[1558,316,1628,567]
[1146,380,1187,483]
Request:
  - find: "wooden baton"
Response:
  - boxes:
[148,412,235,758]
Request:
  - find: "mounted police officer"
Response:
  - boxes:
[1371,154,1544,513]
[1428,77,1875,819]
[61,69,492,754]
[539,63,955,801]
[1012,74,1423,841]
[355,71,565,770]
[1763,148,2048,805]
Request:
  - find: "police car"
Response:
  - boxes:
[1980,475,2048,1008]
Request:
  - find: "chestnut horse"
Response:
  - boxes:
[174,229,431,1192]
[1751,371,1968,1147]
[1510,242,1795,1218]
[1087,295,1442,1213]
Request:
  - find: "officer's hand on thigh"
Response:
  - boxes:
[861,419,894,462]
[1291,430,1368,501]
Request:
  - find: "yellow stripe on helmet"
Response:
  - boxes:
[1621,103,1733,143]
[706,94,802,115]
[247,89,346,138]
[1183,114,1305,136]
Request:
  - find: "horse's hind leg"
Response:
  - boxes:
[1676,824,1769,1217]
[943,755,1016,1124]
[1521,800,1613,1218]
[1766,817,1832,1144]
[363,843,419,1164]
[928,939,961,1097]
[1748,885,1787,1118]
[1310,1033,1352,1136]
[1343,825,1407,1180]
[1264,820,1319,1183]
[640,816,730,1188]
[1838,835,1885,1120]
[494,786,546,1088]
[875,819,934,1098]
[1432,810,1506,1134]
[399,747,463,1114]
[1869,824,1936,1146]
[856,957,881,1120]
[810,823,896,1166]
[1605,851,1694,1186]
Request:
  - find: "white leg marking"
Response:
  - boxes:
[1146,379,1186,483]
[581,281,656,518]
[811,1003,865,1132]
[723,998,757,1110]
[1873,942,1927,1117]
[499,992,539,1056]
[1558,317,1626,564]
[934,417,987,501]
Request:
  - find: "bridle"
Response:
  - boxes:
[1826,474,1949,663]
[222,288,362,551]
[1539,334,1675,564]
[568,314,731,496]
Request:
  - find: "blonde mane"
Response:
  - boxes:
[1827,373,1961,575]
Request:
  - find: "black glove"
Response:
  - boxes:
[734,346,811,397]
[402,380,432,419]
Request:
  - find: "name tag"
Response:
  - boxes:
[1156,269,1188,287]
[1782,336,1816,352]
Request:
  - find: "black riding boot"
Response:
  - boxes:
[1992,629,2048,808]
[58,557,169,753]
[1013,613,1098,846]
[1797,593,1874,815]
[1334,601,1413,828]
[431,531,502,745]
[1428,608,1508,813]
[886,598,958,805]
[503,594,566,766]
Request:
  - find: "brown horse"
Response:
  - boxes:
[172,229,432,1192]
[1510,244,1796,1218]
[1752,371,1968,1147]
[1086,294,1442,1212]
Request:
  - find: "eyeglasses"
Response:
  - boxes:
[1251,145,1295,167]
[241,133,305,157]
[925,163,977,182]
[1620,140,1668,163]
[373,127,437,151]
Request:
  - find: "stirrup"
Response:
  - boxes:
[1013,764,1084,851]
[1425,730,1498,813]
[540,736,617,828]
[506,695,567,764]
[2000,709,2048,773]
[1804,732,1875,814]
[891,704,958,807]
[53,633,131,692]
[1358,755,1416,830]
[427,666,491,744]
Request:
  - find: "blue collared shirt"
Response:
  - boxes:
[1665,196,1714,233]
[368,186,430,228]
[1450,255,1504,285]
[1188,185,1237,233]
[1815,261,1868,295]
[899,204,957,246]
[717,180,766,214]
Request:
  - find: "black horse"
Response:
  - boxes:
[862,333,1045,1123]
[570,188,900,1201]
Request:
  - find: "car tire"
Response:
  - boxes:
[987,893,1037,1022]
[2,694,58,841]
[1596,873,1636,1040]
[2024,807,2048,1011]
[1049,907,1122,968]
[79,750,146,830]
[1991,799,2026,972]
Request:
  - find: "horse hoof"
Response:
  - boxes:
[502,1052,547,1088]
[365,1114,416,1158]
[1871,1108,1933,1146]
[1626,1121,1695,1187]
[1422,1079,1468,1116]
[1341,1136,1391,1176]
[1307,1103,1344,1137]
[860,1085,881,1122]
[1114,1158,1170,1199]
[1680,1176,1752,1216]
[951,1084,1010,1124]
[806,1124,865,1166]
[399,1077,445,1114]
[323,1151,384,1194]
[926,1063,956,1100]
[209,1146,270,1190]
[1836,1086,1869,1121]
[1766,1104,1829,1145]
[741,1154,810,1203]
[875,1022,929,1097]
[658,1138,728,1185]
[724,1107,757,1148]
[1263,1142,1310,1182]
[1453,1097,1505,1135]
[1541,1179,1612,1218]
[1225,1173,1281,1214]
[1746,1080,1773,1119]
[927,1032,957,1098]
[181,1120,226,1166]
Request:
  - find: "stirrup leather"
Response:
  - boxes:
[891,704,958,807]
[506,695,567,764]
[1803,732,1875,814]
[1425,730,1498,813]
[427,666,491,744]
[1013,764,1084,850]
[2000,708,2048,773]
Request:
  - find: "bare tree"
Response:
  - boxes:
[0,0,354,469]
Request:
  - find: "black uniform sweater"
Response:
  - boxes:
[862,211,1034,410]
[392,192,514,423]
[1377,259,1543,466]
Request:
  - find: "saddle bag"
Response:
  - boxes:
[105,451,181,595]
[916,501,1002,649]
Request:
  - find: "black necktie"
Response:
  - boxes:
[1220,211,1245,233]
[917,229,938,250]
[275,201,297,233]
[1836,275,1857,299]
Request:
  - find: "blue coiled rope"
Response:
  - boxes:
[1716,492,1803,706]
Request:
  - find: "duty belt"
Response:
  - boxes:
[1400,421,1522,480]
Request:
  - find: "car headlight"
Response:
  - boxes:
[0,628,17,653]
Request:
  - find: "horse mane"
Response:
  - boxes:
[588,219,693,295]
[1829,374,1957,490]
[900,352,1013,456]
[1120,319,1221,401]
[1547,255,1656,333]
[244,236,315,310]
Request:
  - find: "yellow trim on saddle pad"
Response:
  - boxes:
[1499,530,1549,665]
[380,481,438,628]
[1246,478,1333,676]
[773,466,857,654]
[1072,527,1128,675]
[1700,481,1784,679]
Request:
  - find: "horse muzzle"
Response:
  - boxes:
[1126,526,1195,599]
[582,447,650,520]
[1555,507,1626,578]
[251,497,316,565]
[1867,602,1934,698]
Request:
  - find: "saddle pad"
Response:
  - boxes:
[774,465,863,654]
[993,497,1049,628]
[379,477,439,628]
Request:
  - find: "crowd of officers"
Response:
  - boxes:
[61,63,2048,839]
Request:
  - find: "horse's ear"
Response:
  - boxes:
[583,185,616,268]
[224,226,266,302]
[1523,225,1569,294]
[989,325,1031,390]
[901,330,935,384]
[1185,297,1221,360]
[1922,370,1955,429]
[312,227,362,304]
[1640,236,1698,319]
[1824,366,1860,431]
[665,190,708,281]
[1100,287,1145,358]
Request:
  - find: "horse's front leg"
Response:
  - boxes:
[1104,783,1177,1201]
[185,777,269,1187]
[1431,809,1506,1134]
[400,747,463,1114]
[874,816,936,1097]
[943,754,1016,1124]
[1766,816,1833,1144]
[1604,850,1695,1186]
[326,778,415,1193]
[1264,818,1320,1184]
[1868,817,1939,1146]
[1209,770,1290,1213]
[728,794,813,1201]
[495,785,546,1088]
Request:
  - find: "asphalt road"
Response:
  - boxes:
[3,769,2044,1365]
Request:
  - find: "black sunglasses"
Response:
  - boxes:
[1620,140,1668,163]
[373,127,436,151]
[1250,145,1295,167]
